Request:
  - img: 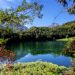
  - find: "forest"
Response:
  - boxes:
[0,21,75,42]
[0,0,75,75]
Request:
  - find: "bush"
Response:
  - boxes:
[0,62,67,75]
[64,40,75,57]
[0,39,8,45]
[63,40,75,75]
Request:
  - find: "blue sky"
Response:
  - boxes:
[0,0,75,28]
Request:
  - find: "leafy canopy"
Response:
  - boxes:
[0,0,43,25]
[57,0,75,14]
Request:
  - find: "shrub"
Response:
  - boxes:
[64,40,75,57]
[63,40,75,75]
[0,62,67,75]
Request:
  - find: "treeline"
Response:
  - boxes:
[0,21,75,41]
[22,21,75,41]
[0,28,20,42]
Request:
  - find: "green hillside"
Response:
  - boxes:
[0,21,75,41]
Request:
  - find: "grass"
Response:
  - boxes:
[0,61,67,75]
[57,37,75,41]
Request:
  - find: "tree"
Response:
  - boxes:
[57,0,75,14]
[0,0,43,25]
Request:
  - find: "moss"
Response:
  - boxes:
[0,62,67,75]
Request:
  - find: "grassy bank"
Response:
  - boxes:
[57,37,75,41]
[0,62,67,75]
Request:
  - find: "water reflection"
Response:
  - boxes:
[6,41,72,67]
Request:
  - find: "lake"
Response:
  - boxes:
[7,41,72,67]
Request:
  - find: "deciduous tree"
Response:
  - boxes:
[57,0,75,14]
[0,0,43,25]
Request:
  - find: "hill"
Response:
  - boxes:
[63,21,75,26]
[0,21,75,41]
[22,21,75,41]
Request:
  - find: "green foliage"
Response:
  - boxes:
[0,28,19,40]
[64,40,75,57]
[22,21,75,41]
[0,0,43,25]
[0,39,8,45]
[57,0,75,14]
[0,21,75,41]
[0,62,67,75]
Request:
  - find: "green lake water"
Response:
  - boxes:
[7,41,72,67]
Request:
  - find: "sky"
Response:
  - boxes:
[0,0,75,28]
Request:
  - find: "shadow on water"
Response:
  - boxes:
[6,41,72,67]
